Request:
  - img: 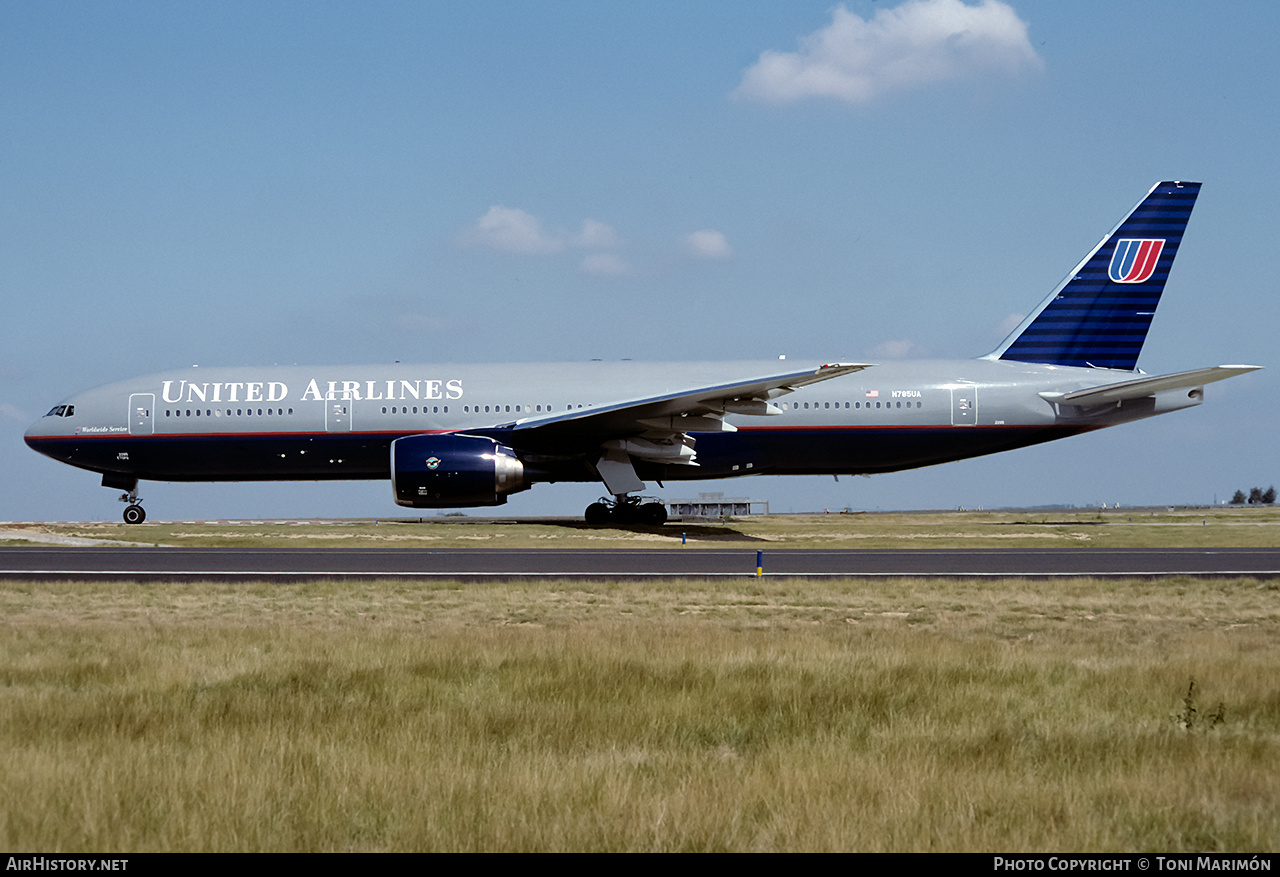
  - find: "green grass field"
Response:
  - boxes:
[2,571,1278,851]
[4,504,1279,550]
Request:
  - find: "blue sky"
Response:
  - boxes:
[4,1,1276,520]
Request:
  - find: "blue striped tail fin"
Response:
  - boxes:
[990,181,1200,370]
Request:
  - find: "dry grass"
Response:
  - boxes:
[2,574,1278,851]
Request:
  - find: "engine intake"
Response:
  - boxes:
[391,434,528,508]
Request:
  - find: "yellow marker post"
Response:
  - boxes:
[756,549,763,577]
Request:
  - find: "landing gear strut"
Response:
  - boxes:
[585,495,667,526]
[118,487,146,525]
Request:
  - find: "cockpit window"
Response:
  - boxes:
[44,405,74,417]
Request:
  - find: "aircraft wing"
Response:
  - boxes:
[1041,365,1261,406]
[504,361,873,440]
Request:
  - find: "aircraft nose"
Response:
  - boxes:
[25,417,48,448]
[24,410,61,454]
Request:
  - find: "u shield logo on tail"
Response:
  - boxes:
[1109,238,1165,283]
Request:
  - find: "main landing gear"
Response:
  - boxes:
[585,495,668,526]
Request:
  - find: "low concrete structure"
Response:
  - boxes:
[666,492,768,518]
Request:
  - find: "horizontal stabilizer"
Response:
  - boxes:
[1040,365,1261,406]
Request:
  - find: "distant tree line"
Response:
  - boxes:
[1230,486,1276,505]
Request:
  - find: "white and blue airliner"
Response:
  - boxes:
[27,182,1260,524]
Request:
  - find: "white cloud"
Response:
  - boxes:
[573,219,620,250]
[994,311,1025,338]
[735,0,1041,105]
[580,253,631,276]
[460,207,620,257]
[683,230,733,260]
[1,402,28,424]
[460,206,565,254]
[869,339,919,359]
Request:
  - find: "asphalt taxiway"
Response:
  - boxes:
[2,546,1279,580]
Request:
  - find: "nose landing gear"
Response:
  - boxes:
[584,495,668,526]
[119,488,146,524]
[103,474,147,524]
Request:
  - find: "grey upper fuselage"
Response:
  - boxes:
[25,357,1201,488]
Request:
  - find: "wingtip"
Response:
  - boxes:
[818,362,876,371]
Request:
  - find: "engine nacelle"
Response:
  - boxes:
[391,433,528,508]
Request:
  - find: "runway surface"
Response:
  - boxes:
[2,546,1279,580]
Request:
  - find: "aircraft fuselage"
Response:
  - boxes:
[24,357,1196,489]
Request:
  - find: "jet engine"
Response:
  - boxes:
[391,434,528,508]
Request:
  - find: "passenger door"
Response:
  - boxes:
[950,385,976,426]
[129,393,155,435]
[326,401,352,432]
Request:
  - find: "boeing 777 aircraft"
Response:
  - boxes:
[26,181,1260,524]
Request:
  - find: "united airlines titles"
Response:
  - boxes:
[160,378,464,405]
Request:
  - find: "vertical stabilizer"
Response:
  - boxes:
[989,181,1200,370]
